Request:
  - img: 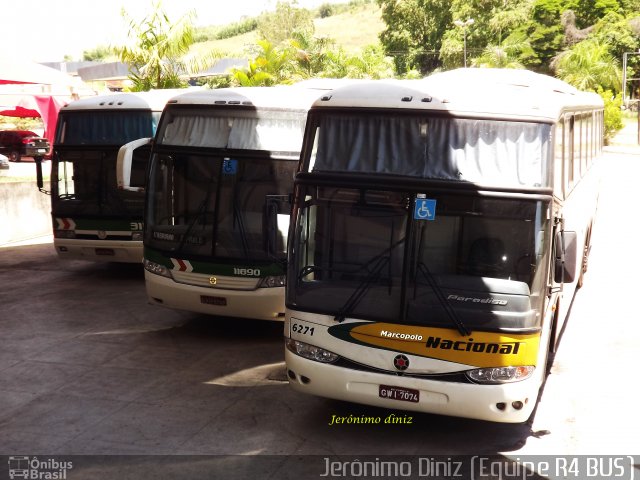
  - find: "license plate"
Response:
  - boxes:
[200,295,227,306]
[37,148,46,153]
[379,385,419,403]
[95,248,115,256]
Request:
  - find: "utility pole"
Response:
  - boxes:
[454,18,474,68]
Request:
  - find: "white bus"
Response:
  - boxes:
[44,91,179,263]
[131,86,327,320]
[284,69,603,423]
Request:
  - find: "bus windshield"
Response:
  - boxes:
[145,106,307,262]
[51,148,148,217]
[51,110,159,217]
[56,111,160,145]
[289,185,551,331]
[146,152,296,262]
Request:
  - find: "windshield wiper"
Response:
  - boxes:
[334,255,390,322]
[416,262,471,336]
[233,201,250,260]
[175,169,217,254]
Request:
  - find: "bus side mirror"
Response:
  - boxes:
[554,230,577,283]
[264,194,291,256]
[117,137,152,191]
[34,156,50,195]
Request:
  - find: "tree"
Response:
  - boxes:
[552,38,621,92]
[472,34,531,69]
[288,31,337,78]
[83,45,113,62]
[553,37,623,143]
[231,40,298,86]
[114,0,217,90]
[378,0,534,73]
[257,1,315,45]
[377,0,451,74]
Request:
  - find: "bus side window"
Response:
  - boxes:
[573,115,581,183]
[554,121,564,199]
[564,116,574,194]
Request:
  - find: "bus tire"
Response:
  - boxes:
[576,226,592,289]
[545,300,560,375]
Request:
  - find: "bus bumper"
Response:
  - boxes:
[145,271,286,321]
[54,239,142,263]
[284,349,537,424]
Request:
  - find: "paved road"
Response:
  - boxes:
[0,148,638,479]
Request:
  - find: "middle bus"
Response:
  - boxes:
[133,86,325,321]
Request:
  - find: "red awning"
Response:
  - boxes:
[0,95,68,153]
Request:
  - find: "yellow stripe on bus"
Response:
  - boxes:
[347,322,540,368]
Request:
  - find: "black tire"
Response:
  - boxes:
[545,301,560,375]
[576,227,592,289]
[8,150,21,162]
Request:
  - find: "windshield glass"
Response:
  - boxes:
[309,113,552,188]
[146,151,296,262]
[289,185,551,330]
[51,148,148,217]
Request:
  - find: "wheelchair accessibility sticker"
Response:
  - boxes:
[222,158,238,175]
[414,196,436,221]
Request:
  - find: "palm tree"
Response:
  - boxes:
[115,0,216,90]
[231,40,297,86]
[551,38,621,93]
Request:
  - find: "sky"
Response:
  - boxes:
[3,0,345,63]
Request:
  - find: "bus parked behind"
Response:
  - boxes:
[129,86,326,321]
[45,90,178,263]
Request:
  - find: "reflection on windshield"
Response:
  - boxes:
[289,186,550,330]
[146,152,296,262]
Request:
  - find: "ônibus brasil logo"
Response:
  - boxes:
[8,456,73,479]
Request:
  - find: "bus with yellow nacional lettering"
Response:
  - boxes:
[284,69,602,423]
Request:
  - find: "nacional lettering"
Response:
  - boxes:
[425,336,522,355]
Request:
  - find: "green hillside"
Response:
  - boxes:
[189,2,384,58]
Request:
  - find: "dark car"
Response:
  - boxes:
[0,130,50,162]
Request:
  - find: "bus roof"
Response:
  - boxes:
[61,89,187,112]
[164,86,329,112]
[312,69,604,121]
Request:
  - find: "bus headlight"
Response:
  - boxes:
[466,366,534,384]
[131,232,143,241]
[258,275,286,288]
[286,338,339,363]
[143,259,171,278]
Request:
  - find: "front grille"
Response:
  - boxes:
[75,234,133,241]
[171,271,260,290]
[333,356,471,384]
